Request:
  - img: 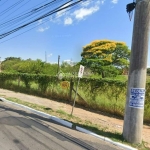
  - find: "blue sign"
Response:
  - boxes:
[129,88,145,108]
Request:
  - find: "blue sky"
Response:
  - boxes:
[0,0,150,65]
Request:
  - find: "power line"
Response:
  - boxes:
[0,0,88,42]
[0,0,63,31]
[0,0,58,25]
[0,0,31,22]
[0,0,9,7]
[0,0,75,36]
[0,0,73,38]
[0,0,84,44]
[0,0,60,32]
[0,0,25,17]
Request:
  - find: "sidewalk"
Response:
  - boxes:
[0,88,149,148]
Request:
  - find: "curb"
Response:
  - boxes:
[0,97,72,128]
[0,97,137,150]
[76,126,137,150]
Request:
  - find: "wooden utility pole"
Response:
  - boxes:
[123,0,150,144]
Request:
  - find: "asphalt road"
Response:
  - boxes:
[0,101,122,150]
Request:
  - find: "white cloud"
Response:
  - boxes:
[50,0,102,25]
[49,16,59,23]
[38,19,43,24]
[37,26,49,32]
[81,0,102,7]
[64,17,73,25]
[111,0,118,4]
[73,6,99,20]
[56,2,71,18]
[80,0,92,7]
[63,59,74,66]
[47,53,52,57]
[56,9,66,18]
[101,0,105,4]
[64,59,71,62]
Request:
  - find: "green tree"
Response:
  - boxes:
[147,68,150,76]
[2,57,59,75]
[1,57,22,72]
[42,63,58,75]
[13,59,44,74]
[3,57,21,62]
[60,61,80,77]
[80,40,130,78]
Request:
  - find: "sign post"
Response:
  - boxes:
[60,81,70,89]
[71,65,84,116]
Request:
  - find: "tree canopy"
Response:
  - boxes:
[1,57,79,76]
[1,57,58,75]
[80,40,130,78]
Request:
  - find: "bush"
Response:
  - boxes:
[0,72,150,123]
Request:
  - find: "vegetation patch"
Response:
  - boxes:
[0,72,150,123]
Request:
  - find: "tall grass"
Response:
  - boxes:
[0,74,150,123]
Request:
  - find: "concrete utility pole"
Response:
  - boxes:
[57,55,60,74]
[123,0,150,144]
[0,57,1,72]
[45,51,47,63]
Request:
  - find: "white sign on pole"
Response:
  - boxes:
[129,88,145,109]
[71,65,84,116]
[78,65,84,78]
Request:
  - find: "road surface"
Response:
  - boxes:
[0,101,122,150]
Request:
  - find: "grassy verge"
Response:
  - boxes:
[3,97,149,150]
[1,79,150,123]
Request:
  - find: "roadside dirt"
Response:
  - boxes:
[0,88,149,148]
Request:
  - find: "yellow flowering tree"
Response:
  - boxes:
[80,40,130,78]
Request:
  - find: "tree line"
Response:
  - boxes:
[1,57,80,76]
[1,40,132,78]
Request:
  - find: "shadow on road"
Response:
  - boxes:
[0,102,120,150]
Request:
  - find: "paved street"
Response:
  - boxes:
[0,101,122,150]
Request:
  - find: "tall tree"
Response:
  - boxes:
[80,40,130,78]
[3,57,21,62]
[1,57,22,72]
[2,57,60,75]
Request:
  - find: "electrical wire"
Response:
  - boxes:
[0,0,73,38]
[0,0,88,42]
[0,0,63,30]
[0,0,70,32]
[0,1,85,44]
[0,0,59,25]
[0,0,9,7]
[0,0,31,22]
[0,0,61,32]
[0,0,26,17]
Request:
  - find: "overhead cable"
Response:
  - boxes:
[0,0,87,40]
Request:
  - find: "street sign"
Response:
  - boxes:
[71,65,84,116]
[78,65,84,78]
[60,81,70,89]
[58,72,64,80]
[129,88,145,109]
